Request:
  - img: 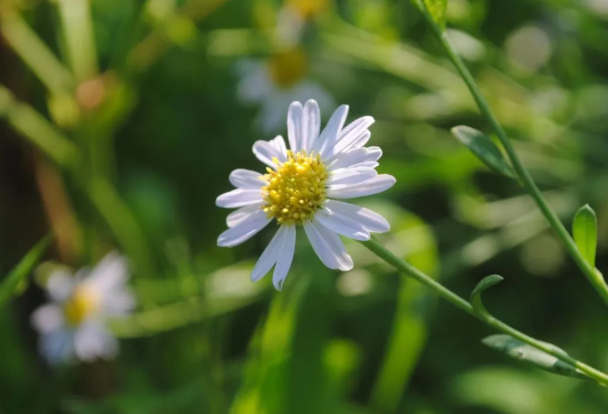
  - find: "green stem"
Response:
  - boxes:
[422,15,608,306]
[0,85,79,167]
[56,0,99,82]
[361,237,608,386]
[0,10,74,94]
[363,237,473,315]
[0,84,155,278]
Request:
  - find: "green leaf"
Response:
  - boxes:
[362,202,439,413]
[0,235,51,308]
[482,334,590,381]
[572,204,597,268]
[412,0,449,28]
[470,274,503,315]
[451,126,515,178]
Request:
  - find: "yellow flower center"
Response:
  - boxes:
[63,287,99,327]
[262,150,328,225]
[268,48,307,89]
[288,0,328,18]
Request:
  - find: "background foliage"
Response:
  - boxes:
[2,0,608,413]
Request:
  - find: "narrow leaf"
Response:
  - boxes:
[0,235,51,308]
[482,334,590,381]
[470,274,503,314]
[572,204,597,268]
[451,126,515,178]
[412,0,448,28]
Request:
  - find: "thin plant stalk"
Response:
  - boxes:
[361,237,608,386]
[419,9,608,306]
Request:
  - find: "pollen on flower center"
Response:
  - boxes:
[262,150,328,225]
[268,48,307,89]
[63,287,99,326]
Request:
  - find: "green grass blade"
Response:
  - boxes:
[572,204,597,268]
[0,235,52,308]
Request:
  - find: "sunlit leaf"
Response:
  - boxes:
[470,274,503,314]
[0,235,51,308]
[572,204,597,268]
[482,334,590,381]
[451,126,515,178]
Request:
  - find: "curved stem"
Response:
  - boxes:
[361,237,608,386]
[426,21,608,306]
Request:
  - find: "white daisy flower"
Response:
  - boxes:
[237,48,334,133]
[31,253,134,364]
[216,99,395,290]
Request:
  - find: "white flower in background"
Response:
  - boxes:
[237,48,334,133]
[31,253,134,364]
[275,0,329,46]
[216,99,395,290]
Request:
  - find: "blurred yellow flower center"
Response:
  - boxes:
[288,0,328,18]
[63,287,99,327]
[262,150,328,225]
[268,49,307,89]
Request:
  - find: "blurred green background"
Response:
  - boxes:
[2,0,608,413]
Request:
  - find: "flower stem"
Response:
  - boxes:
[361,237,608,386]
[425,18,608,306]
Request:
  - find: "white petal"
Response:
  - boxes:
[253,139,287,168]
[340,116,374,140]
[39,329,74,364]
[31,304,64,333]
[74,322,118,361]
[314,221,354,271]
[327,147,382,171]
[269,135,287,154]
[315,208,370,241]
[303,219,353,271]
[350,161,379,169]
[325,200,390,233]
[216,189,263,208]
[287,101,304,152]
[347,130,371,150]
[251,226,285,282]
[229,169,266,189]
[217,210,271,247]
[328,167,377,186]
[327,174,396,199]
[303,221,340,269]
[227,202,265,227]
[325,116,374,159]
[312,104,349,157]
[46,270,74,302]
[86,253,129,292]
[273,225,296,290]
[328,130,371,158]
[237,61,271,103]
[103,289,135,316]
[303,99,321,152]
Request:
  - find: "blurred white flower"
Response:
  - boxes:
[505,24,552,73]
[216,99,395,290]
[31,253,134,364]
[237,48,334,133]
[275,0,329,46]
